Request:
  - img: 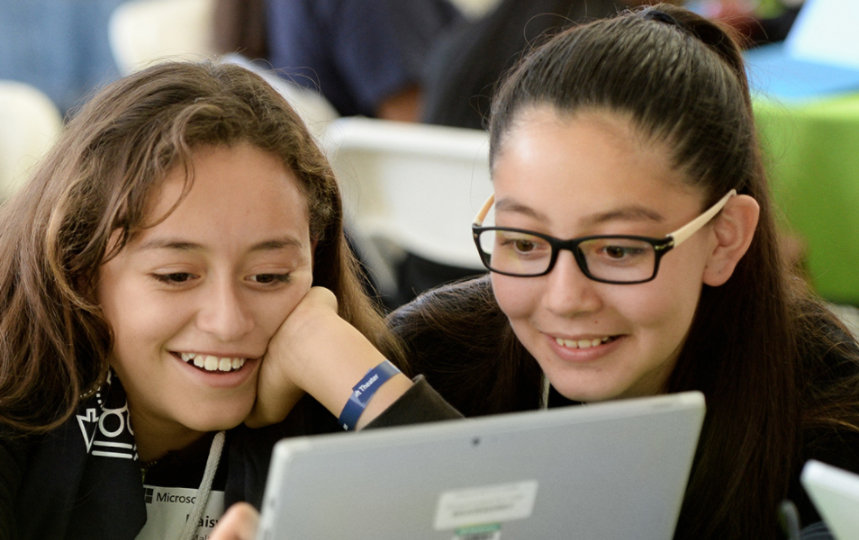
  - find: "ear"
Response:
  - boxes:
[702,194,759,286]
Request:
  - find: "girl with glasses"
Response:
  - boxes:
[389,3,859,538]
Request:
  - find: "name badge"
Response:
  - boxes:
[136,485,225,540]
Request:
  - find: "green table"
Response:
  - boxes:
[754,93,859,305]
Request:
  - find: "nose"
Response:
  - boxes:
[196,277,255,341]
[542,250,603,317]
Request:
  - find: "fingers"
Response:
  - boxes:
[210,502,259,540]
[245,284,411,429]
[243,286,339,428]
[244,383,304,428]
[272,286,340,344]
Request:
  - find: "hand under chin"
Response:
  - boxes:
[243,380,305,428]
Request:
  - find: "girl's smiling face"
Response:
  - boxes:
[490,106,719,402]
[98,142,314,458]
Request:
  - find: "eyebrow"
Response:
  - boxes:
[136,237,306,253]
[494,198,664,227]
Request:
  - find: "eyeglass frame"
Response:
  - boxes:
[471,189,737,284]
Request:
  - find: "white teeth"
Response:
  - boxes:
[555,337,610,349]
[179,352,247,373]
[204,355,218,370]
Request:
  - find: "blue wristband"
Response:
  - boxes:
[338,360,400,430]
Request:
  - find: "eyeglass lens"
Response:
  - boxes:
[477,229,657,281]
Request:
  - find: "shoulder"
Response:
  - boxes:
[790,301,859,527]
[388,275,497,321]
[795,300,859,441]
[387,276,543,416]
[0,432,26,540]
[0,428,56,540]
[387,276,504,358]
[793,299,859,389]
[0,426,30,502]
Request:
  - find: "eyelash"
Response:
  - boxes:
[249,273,291,285]
[149,273,292,286]
[152,272,196,284]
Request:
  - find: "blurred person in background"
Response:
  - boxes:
[262,0,464,121]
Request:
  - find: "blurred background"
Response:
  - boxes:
[2,0,855,330]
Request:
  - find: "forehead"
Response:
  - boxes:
[131,143,311,248]
[150,142,307,218]
[492,105,695,220]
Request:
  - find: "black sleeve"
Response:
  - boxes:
[0,433,27,540]
[365,375,463,428]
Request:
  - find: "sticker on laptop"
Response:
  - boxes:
[433,480,538,531]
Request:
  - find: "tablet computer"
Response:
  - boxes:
[257,391,705,539]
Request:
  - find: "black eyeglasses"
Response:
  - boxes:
[471,190,736,284]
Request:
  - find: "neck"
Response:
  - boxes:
[130,409,207,462]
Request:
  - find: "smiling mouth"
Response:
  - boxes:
[177,352,247,373]
[553,336,616,350]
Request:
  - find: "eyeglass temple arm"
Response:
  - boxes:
[474,190,737,243]
[670,189,737,246]
[473,193,495,226]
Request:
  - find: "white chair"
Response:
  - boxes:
[322,117,492,300]
[108,0,339,141]
[108,0,217,74]
[0,80,64,201]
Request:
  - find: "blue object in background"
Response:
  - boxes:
[745,42,859,102]
[0,0,127,116]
